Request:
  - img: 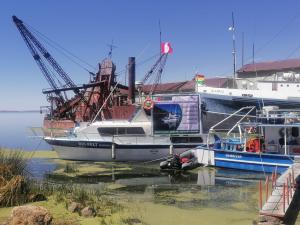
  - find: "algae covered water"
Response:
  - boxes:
[29,158,263,225]
[1,112,299,224]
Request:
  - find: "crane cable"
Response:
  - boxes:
[25,22,97,73]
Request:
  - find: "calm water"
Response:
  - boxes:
[0,112,50,150]
[1,112,299,224]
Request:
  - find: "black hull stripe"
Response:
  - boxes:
[45,139,199,149]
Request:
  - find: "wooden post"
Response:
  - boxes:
[259,180,262,210]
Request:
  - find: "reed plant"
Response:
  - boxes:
[63,163,78,173]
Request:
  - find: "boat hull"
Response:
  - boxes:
[196,147,294,173]
[46,139,197,161]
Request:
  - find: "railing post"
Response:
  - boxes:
[271,171,274,190]
[169,144,173,155]
[289,175,293,200]
[286,179,289,205]
[259,180,262,210]
[111,136,116,160]
[266,176,269,202]
[292,167,295,189]
[283,183,286,213]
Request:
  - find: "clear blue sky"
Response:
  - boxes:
[1,0,300,110]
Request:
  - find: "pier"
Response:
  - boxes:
[259,162,300,219]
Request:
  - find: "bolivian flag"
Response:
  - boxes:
[195,74,205,85]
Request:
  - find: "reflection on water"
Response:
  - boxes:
[2,112,298,224]
[0,112,50,150]
[25,159,300,224]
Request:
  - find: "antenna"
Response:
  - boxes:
[252,42,255,64]
[159,19,162,55]
[242,32,244,67]
[107,40,117,59]
[229,12,236,88]
[158,20,162,83]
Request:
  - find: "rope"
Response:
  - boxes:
[26,23,97,72]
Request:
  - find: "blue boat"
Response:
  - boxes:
[194,106,300,174]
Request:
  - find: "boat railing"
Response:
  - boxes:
[207,106,256,145]
[256,109,300,125]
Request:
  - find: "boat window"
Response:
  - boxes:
[126,127,145,135]
[117,127,126,135]
[189,136,203,143]
[97,127,117,136]
[171,137,188,143]
[292,127,299,137]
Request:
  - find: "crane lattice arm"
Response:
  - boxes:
[142,53,168,95]
[12,16,77,94]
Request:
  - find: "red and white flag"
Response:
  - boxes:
[161,42,173,54]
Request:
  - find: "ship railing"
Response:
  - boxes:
[207,106,256,146]
[29,126,72,138]
[257,109,300,125]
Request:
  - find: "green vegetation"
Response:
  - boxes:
[0,148,266,225]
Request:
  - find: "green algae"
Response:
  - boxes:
[1,149,300,224]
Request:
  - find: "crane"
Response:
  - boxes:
[141,45,171,111]
[12,15,98,120]
[12,16,77,95]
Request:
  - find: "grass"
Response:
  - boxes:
[0,149,32,207]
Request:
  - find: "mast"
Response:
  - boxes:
[158,20,162,84]
[229,12,236,88]
[242,32,244,67]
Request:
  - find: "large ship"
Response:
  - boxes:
[13,16,136,134]
[196,60,300,132]
[13,16,206,161]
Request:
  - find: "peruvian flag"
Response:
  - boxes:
[161,42,173,54]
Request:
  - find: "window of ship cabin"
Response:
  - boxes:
[97,127,145,136]
[97,127,117,136]
[117,127,126,135]
[126,127,145,135]
[171,136,203,143]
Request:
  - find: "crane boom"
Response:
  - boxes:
[141,53,168,95]
[12,16,77,93]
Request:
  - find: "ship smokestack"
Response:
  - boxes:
[128,57,135,104]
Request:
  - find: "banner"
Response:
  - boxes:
[152,95,200,134]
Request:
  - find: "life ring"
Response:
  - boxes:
[246,137,261,153]
[143,97,154,110]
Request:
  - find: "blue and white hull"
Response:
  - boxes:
[195,147,294,174]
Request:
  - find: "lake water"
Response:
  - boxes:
[0,112,299,224]
[0,112,50,150]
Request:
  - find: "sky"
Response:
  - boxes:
[1,0,300,110]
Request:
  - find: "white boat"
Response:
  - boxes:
[196,73,300,132]
[44,95,205,161]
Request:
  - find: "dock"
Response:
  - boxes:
[259,162,300,218]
